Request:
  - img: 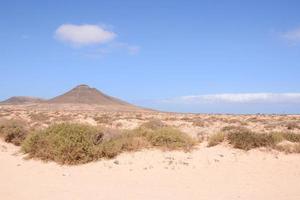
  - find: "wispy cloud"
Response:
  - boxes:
[111,42,140,55]
[282,27,300,43]
[160,93,300,104]
[82,42,141,58]
[55,24,116,46]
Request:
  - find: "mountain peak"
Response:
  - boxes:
[48,85,131,106]
[74,84,91,89]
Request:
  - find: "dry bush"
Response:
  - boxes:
[285,122,300,130]
[208,132,225,147]
[0,120,29,146]
[221,125,249,134]
[245,117,265,123]
[140,119,166,130]
[29,112,49,122]
[283,132,300,142]
[0,112,10,117]
[164,117,177,121]
[135,114,143,120]
[94,114,113,124]
[192,119,206,127]
[221,118,244,124]
[95,132,150,158]
[55,114,73,122]
[276,143,300,153]
[181,117,192,122]
[227,129,276,150]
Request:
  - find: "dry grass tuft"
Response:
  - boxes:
[208,132,225,147]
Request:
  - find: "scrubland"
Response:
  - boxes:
[1,106,300,199]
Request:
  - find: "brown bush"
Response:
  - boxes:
[0,120,29,146]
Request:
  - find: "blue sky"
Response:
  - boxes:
[1,0,300,113]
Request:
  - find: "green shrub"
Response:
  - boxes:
[22,123,101,164]
[208,132,225,147]
[22,123,196,165]
[0,120,29,146]
[145,127,195,150]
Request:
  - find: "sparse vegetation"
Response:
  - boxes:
[0,110,299,165]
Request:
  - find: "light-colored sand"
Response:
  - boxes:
[1,141,300,200]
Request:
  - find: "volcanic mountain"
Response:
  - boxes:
[0,96,45,104]
[48,84,132,106]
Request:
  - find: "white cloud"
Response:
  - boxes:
[282,28,300,42]
[55,24,116,46]
[161,93,300,104]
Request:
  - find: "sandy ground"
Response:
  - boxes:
[1,140,300,200]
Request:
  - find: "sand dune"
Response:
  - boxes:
[1,141,300,200]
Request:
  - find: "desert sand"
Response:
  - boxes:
[1,140,300,200]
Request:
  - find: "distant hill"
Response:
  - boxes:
[47,84,132,106]
[0,96,45,104]
[0,84,146,111]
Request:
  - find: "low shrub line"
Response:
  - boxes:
[21,121,196,165]
[1,119,300,165]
